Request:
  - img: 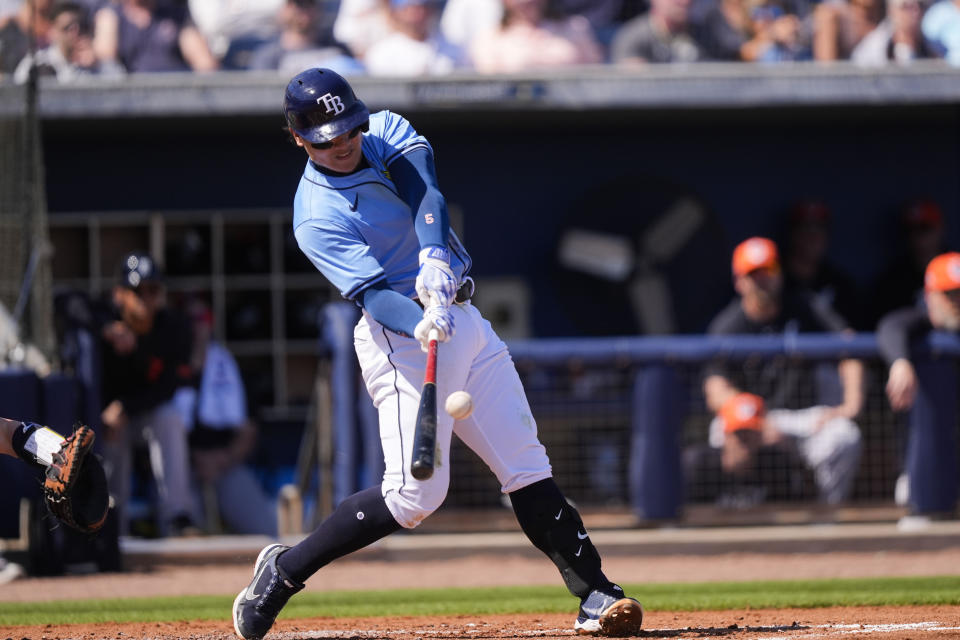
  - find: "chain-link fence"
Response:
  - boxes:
[436,336,922,519]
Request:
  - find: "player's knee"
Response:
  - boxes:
[384,479,448,528]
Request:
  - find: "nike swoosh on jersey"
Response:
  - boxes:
[574,545,583,557]
[350,193,359,212]
[555,509,563,520]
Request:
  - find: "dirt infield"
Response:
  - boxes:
[4,522,960,640]
[4,607,960,640]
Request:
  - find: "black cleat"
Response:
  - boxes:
[233,544,304,640]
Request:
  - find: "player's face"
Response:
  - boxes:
[293,126,364,174]
[926,289,960,331]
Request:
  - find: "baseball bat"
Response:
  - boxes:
[410,328,440,480]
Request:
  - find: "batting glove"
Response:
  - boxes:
[415,246,457,308]
[414,305,455,352]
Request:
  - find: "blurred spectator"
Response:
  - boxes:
[0,0,54,78]
[923,0,960,64]
[0,1,19,18]
[748,0,812,60]
[610,0,706,63]
[92,0,218,73]
[699,0,812,61]
[876,252,960,522]
[780,200,866,330]
[695,237,864,505]
[13,1,98,83]
[173,299,277,536]
[187,0,284,69]
[99,252,198,537]
[248,0,362,74]
[697,0,756,60]
[813,0,885,60]
[364,0,465,76]
[333,0,392,60]
[470,0,603,73]
[439,0,501,49]
[852,0,939,64]
[871,199,948,325]
[559,0,626,48]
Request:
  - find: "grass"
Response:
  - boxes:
[2,576,959,627]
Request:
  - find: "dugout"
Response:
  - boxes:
[2,63,960,531]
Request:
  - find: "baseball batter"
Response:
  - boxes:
[232,68,643,640]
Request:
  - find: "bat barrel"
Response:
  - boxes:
[411,381,437,480]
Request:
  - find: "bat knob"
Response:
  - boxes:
[411,462,434,481]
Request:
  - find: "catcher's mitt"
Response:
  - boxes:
[44,425,110,534]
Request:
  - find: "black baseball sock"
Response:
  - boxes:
[277,485,402,584]
[509,477,612,599]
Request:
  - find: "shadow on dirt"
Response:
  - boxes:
[641,622,808,637]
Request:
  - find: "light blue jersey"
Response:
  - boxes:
[293,110,471,301]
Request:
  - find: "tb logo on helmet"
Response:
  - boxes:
[318,93,345,115]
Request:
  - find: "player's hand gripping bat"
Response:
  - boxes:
[411,328,439,480]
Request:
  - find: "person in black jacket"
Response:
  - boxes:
[696,237,864,505]
[98,252,197,537]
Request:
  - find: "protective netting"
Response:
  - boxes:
[0,79,54,369]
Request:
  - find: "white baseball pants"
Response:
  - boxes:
[354,302,553,528]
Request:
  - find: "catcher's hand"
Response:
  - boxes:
[44,424,110,534]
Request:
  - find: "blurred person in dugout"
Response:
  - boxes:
[877,252,960,520]
[12,1,99,83]
[91,0,218,74]
[0,0,54,78]
[247,0,362,74]
[851,0,940,64]
[872,199,949,325]
[692,237,864,506]
[363,0,466,76]
[684,392,816,506]
[173,298,277,536]
[99,252,198,537]
[468,0,604,73]
[779,199,866,331]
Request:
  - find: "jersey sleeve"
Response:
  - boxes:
[876,306,932,365]
[367,110,432,167]
[294,218,387,300]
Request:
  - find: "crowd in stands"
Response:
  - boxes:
[2,0,958,83]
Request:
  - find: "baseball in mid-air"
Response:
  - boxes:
[445,391,474,420]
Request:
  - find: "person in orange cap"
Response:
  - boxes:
[690,236,864,506]
[876,251,960,523]
[878,251,960,412]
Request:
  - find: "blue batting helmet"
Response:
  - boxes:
[283,68,369,144]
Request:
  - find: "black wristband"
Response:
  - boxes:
[11,421,46,470]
